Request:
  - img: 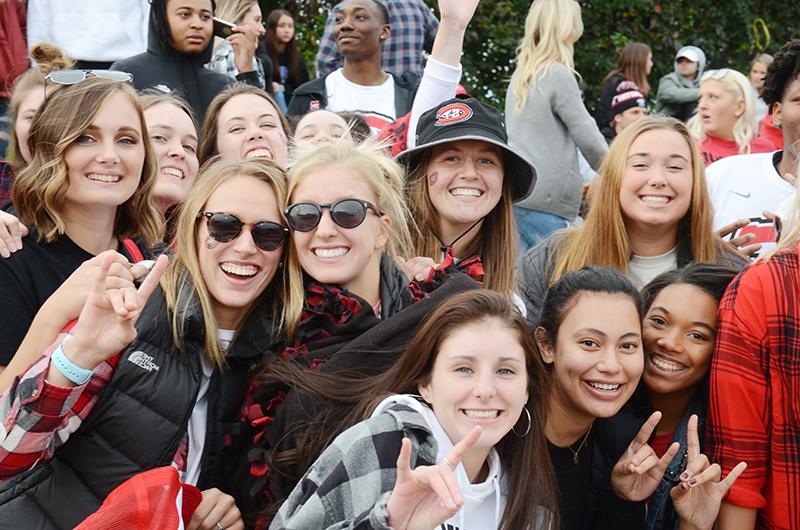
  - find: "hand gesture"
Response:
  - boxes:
[716,218,761,257]
[396,256,437,282]
[229,25,258,73]
[387,426,481,530]
[437,0,479,31]
[188,488,244,530]
[611,411,680,501]
[66,254,168,369]
[0,209,27,258]
[670,415,747,530]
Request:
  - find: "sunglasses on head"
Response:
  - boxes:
[44,70,134,98]
[197,211,288,251]
[283,198,380,232]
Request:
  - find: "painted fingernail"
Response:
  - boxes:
[0,249,9,258]
[689,478,698,486]
[680,472,689,481]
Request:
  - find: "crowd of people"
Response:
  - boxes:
[0,0,797,529]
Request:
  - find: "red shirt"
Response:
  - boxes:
[700,135,776,166]
[707,241,800,529]
[650,432,675,459]
[760,114,784,150]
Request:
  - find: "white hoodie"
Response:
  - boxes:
[372,395,505,530]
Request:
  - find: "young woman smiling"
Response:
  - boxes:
[199,83,291,167]
[0,158,291,528]
[271,290,558,530]
[0,78,162,371]
[518,116,745,326]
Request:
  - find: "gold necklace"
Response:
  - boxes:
[568,424,593,464]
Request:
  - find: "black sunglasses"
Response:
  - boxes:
[198,211,288,251]
[283,199,380,232]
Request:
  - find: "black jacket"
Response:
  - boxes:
[0,287,278,529]
[286,70,419,118]
[110,0,257,124]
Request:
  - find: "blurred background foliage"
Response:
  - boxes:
[261,0,799,110]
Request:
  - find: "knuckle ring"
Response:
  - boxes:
[442,456,456,470]
[216,523,225,530]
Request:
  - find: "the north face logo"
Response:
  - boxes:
[434,103,473,126]
[127,351,160,372]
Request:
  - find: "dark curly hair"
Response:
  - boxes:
[762,39,800,108]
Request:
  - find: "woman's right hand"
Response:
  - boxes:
[386,426,480,530]
[65,253,168,369]
[0,209,27,258]
[396,256,437,282]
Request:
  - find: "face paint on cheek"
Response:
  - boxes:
[206,236,220,249]
[428,171,439,185]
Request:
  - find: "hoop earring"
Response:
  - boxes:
[512,406,531,437]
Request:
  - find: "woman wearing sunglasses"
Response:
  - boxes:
[0,77,162,377]
[687,68,775,166]
[0,158,290,529]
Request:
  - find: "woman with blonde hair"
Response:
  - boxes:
[0,158,290,529]
[505,0,607,252]
[688,68,774,166]
[595,42,653,128]
[0,77,163,369]
[209,0,268,90]
[517,116,745,326]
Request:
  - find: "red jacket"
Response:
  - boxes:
[0,0,28,98]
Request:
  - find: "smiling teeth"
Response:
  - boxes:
[451,188,481,197]
[161,167,184,179]
[588,382,620,392]
[651,356,686,372]
[314,247,348,258]
[246,149,272,159]
[221,263,258,277]
[641,196,669,204]
[88,174,120,183]
[463,410,499,418]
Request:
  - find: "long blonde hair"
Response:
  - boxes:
[406,150,518,293]
[161,158,288,367]
[284,141,413,337]
[550,116,724,282]
[688,69,758,154]
[510,0,583,111]
[13,78,162,245]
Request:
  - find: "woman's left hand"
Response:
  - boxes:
[188,488,244,530]
[229,25,258,73]
[437,0,479,31]
[396,256,437,282]
[611,411,681,501]
[670,415,747,530]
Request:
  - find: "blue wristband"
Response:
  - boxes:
[51,337,93,386]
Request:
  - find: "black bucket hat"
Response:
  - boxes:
[396,97,537,202]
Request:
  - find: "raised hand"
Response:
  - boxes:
[611,411,680,501]
[670,415,747,530]
[229,25,259,74]
[65,253,168,370]
[437,0,480,31]
[386,426,481,530]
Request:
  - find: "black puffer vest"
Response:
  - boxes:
[0,287,278,529]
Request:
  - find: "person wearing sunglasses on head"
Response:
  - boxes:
[0,77,162,382]
[0,158,292,530]
[110,0,250,125]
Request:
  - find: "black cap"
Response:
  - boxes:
[396,98,537,202]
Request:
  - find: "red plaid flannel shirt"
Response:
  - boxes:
[0,335,189,481]
[707,241,800,529]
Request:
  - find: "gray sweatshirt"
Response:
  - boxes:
[505,63,608,220]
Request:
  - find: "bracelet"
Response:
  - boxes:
[51,337,93,386]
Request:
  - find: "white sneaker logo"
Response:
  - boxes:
[127,351,160,372]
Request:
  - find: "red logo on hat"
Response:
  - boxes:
[309,100,321,111]
[435,103,473,126]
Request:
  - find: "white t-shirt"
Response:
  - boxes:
[325,69,396,135]
[706,151,794,255]
[627,247,678,290]
[182,329,236,485]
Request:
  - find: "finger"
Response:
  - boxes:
[446,426,482,468]
[108,262,135,282]
[729,232,755,247]
[137,254,169,303]
[687,462,721,488]
[763,210,777,221]
[629,447,659,474]
[718,461,747,495]
[0,222,12,258]
[653,442,681,476]
[422,467,461,510]
[189,490,220,530]
[681,453,709,482]
[105,276,135,291]
[18,222,28,241]
[687,414,700,461]
[631,411,662,450]
[107,289,130,318]
[394,437,413,483]
[198,495,236,530]
[716,218,748,238]
[741,243,763,257]
[122,286,139,313]
[91,253,117,297]
[129,262,151,280]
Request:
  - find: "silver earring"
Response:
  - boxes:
[512,406,531,437]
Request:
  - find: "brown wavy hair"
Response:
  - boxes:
[12,77,162,245]
[256,290,558,528]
